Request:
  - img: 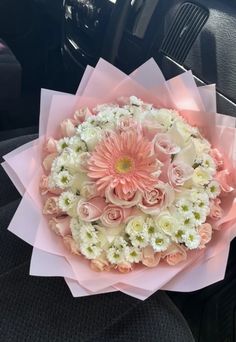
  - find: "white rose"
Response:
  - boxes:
[80,181,98,199]
[192,166,211,186]
[176,120,192,140]
[174,141,196,166]
[125,216,146,236]
[71,172,90,194]
[96,225,124,244]
[155,211,177,236]
[169,120,196,147]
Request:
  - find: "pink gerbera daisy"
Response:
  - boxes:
[87,130,159,199]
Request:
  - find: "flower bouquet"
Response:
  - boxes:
[2,58,236,300]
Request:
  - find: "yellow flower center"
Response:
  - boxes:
[115,156,134,174]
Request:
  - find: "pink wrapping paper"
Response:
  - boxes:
[2,58,236,300]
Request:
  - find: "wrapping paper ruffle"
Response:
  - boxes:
[2,58,236,300]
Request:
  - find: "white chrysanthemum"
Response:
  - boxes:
[80,243,102,259]
[69,136,87,153]
[192,166,211,186]
[58,191,77,211]
[112,236,128,250]
[193,138,210,155]
[54,170,73,189]
[150,232,170,252]
[201,154,216,174]
[206,180,221,199]
[181,215,196,230]
[190,190,209,204]
[191,192,210,215]
[80,224,98,244]
[96,110,116,124]
[173,228,186,243]
[175,198,193,217]
[194,201,210,216]
[156,108,175,129]
[107,246,124,264]
[77,120,94,134]
[56,137,70,153]
[86,115,99,125]
[58,150,86,174]
[155,212,177,236]
[183,229,201,249]
[79,126,103,151]
[94,110,117,131]
[128,105,143,118]
[114,107,131,118]
[125,216,146,237]
[146,217,158,237]
[129,96,143,106]
[51,155,67,173]
[130,231,149,248]
[124,246,142,263]
[70,217,81,242]
[192,209,206,226]
[51,151,79,174]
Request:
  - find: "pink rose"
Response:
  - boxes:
[77,197,106,222]
[210,148,224,171]
[60,119,76,137]
[142,119,164,140]
[215,170,234,193]
[43,153,57,172]
[63,235,80,255]
[117,96,129,105]
[168,161,193,188]
[105,186,142,208]
[90,256,110,272]
[100,204,132,228]
[49,216,71,236]
[74,107,92,124]
[45,137,57,153]
[162,244,187,266]
[198,223,212,249]
[209,198,223,220]
[114,185,141,202]
[142,246,161,267]
[80,181,99,199]
[39,175,50,195]
[77,152,91,172]
[39,175,62,196]
[117,262,133,273]
[118,117,139,132]
[43,197,62,216]
[139,182,174,215]
[153,133,180,162]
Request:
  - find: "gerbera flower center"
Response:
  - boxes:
[115,156,134,174]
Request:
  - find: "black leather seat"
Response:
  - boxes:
[0,40,21,109]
